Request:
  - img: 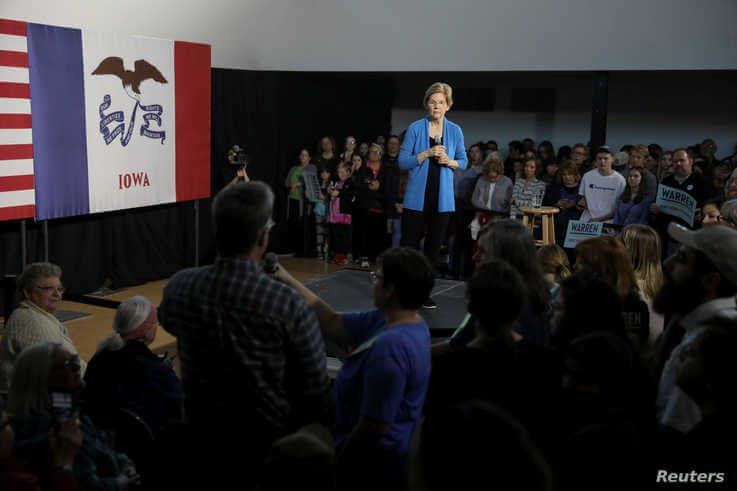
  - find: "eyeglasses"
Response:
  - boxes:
[53,355,81,371]
[36,285,65,294]
[369,271,383,283]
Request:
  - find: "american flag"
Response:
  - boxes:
[0,19,35,221]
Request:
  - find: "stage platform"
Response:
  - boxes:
[304,268,464,336]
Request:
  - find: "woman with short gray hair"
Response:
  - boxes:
[0,263,85,392]
[83,296,182,437]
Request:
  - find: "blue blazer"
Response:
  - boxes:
[399,117,468,213]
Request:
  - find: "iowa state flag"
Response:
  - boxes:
[0,19,210,221]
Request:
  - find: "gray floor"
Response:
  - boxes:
[304,269,466,336]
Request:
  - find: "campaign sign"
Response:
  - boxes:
[564,220,604,248]
[656,185,696,227]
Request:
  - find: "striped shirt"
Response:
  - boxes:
[511,178,547,217]
[158,257,329,439]
[0,18,35,221]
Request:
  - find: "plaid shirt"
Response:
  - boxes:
[159,256,329,438]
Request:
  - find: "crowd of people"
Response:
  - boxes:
[0,133,736,489]
[285,132,737,280]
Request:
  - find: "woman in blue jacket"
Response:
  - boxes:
[399,83,467,307]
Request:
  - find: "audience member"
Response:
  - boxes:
[272,247,434,490]
[700,197,724,226]
[556,332,651,491]
[578,147,626,223]
[358,142,369,159]
[550,274,627,348]
[284,148,317,257]
[574,237,650,347]
[0,263,86,393]
[523,138,535,153]
[724,168,737,199]
[261,424,335,491]
[570,143,588,171]
[537,244,571,293]
[653,223,737,434]
[353,143,389,267]
[426,260,562,455]
[670,325,737,476]
[159,182,329,488]
[651,149,716,254]
[511,157,546,218]
[328,163,355,265]
[542,160,582,244]
[620,225,665,345]
[454,142,484,202]
[384,135,403,249]
[450,220,551,348]
[719,198,737,229]
[711,159,732,193]
[82,296,182,438]
[314,136,338,176]
[0,399,81,491]
[9,342,140,491]
[659,150,674,180]
[470,152,513,216]
[340,136,357,164]
[556,144,572,163]
[624,145,658,199]
[504,140,524,177]
[613,167,652,226]
[410,401,553,491]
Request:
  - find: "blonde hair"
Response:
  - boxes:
[537,245,571,283]
[630,144,648,158]
[620,224,663,300]
[423,82,454,109]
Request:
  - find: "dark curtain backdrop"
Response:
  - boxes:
[1,69,395,314]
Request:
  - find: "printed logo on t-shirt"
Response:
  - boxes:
[589,183,617,192]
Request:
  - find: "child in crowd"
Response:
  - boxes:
[328,163,355,265]
[314,167,332,259]
[537,244,571,294]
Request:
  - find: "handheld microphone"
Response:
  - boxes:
[263,252,279,274]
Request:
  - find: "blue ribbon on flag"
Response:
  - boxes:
[139,102,166,144]
[98,96,167,146]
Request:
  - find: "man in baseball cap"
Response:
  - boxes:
[654,222,737,433]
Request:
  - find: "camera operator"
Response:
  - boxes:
[222,145,250,187]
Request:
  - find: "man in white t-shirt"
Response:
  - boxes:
[578,147,626,222]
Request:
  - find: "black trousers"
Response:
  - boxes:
[401,209,451,271]
[355,209,387,261]
[330,223,352,255]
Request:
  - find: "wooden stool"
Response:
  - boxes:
[518,206,560,246]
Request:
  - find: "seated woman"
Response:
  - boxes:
[272,247,434,490]
[511,158,547,218]
[0,263,85,393]
[425,260,561,455]
[613,167,652,226]
[82,296,182,438]
[470,153,513,232]
[542,161,582,244]
[8,342,140,491]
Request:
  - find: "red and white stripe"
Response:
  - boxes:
[0,19,35,221]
